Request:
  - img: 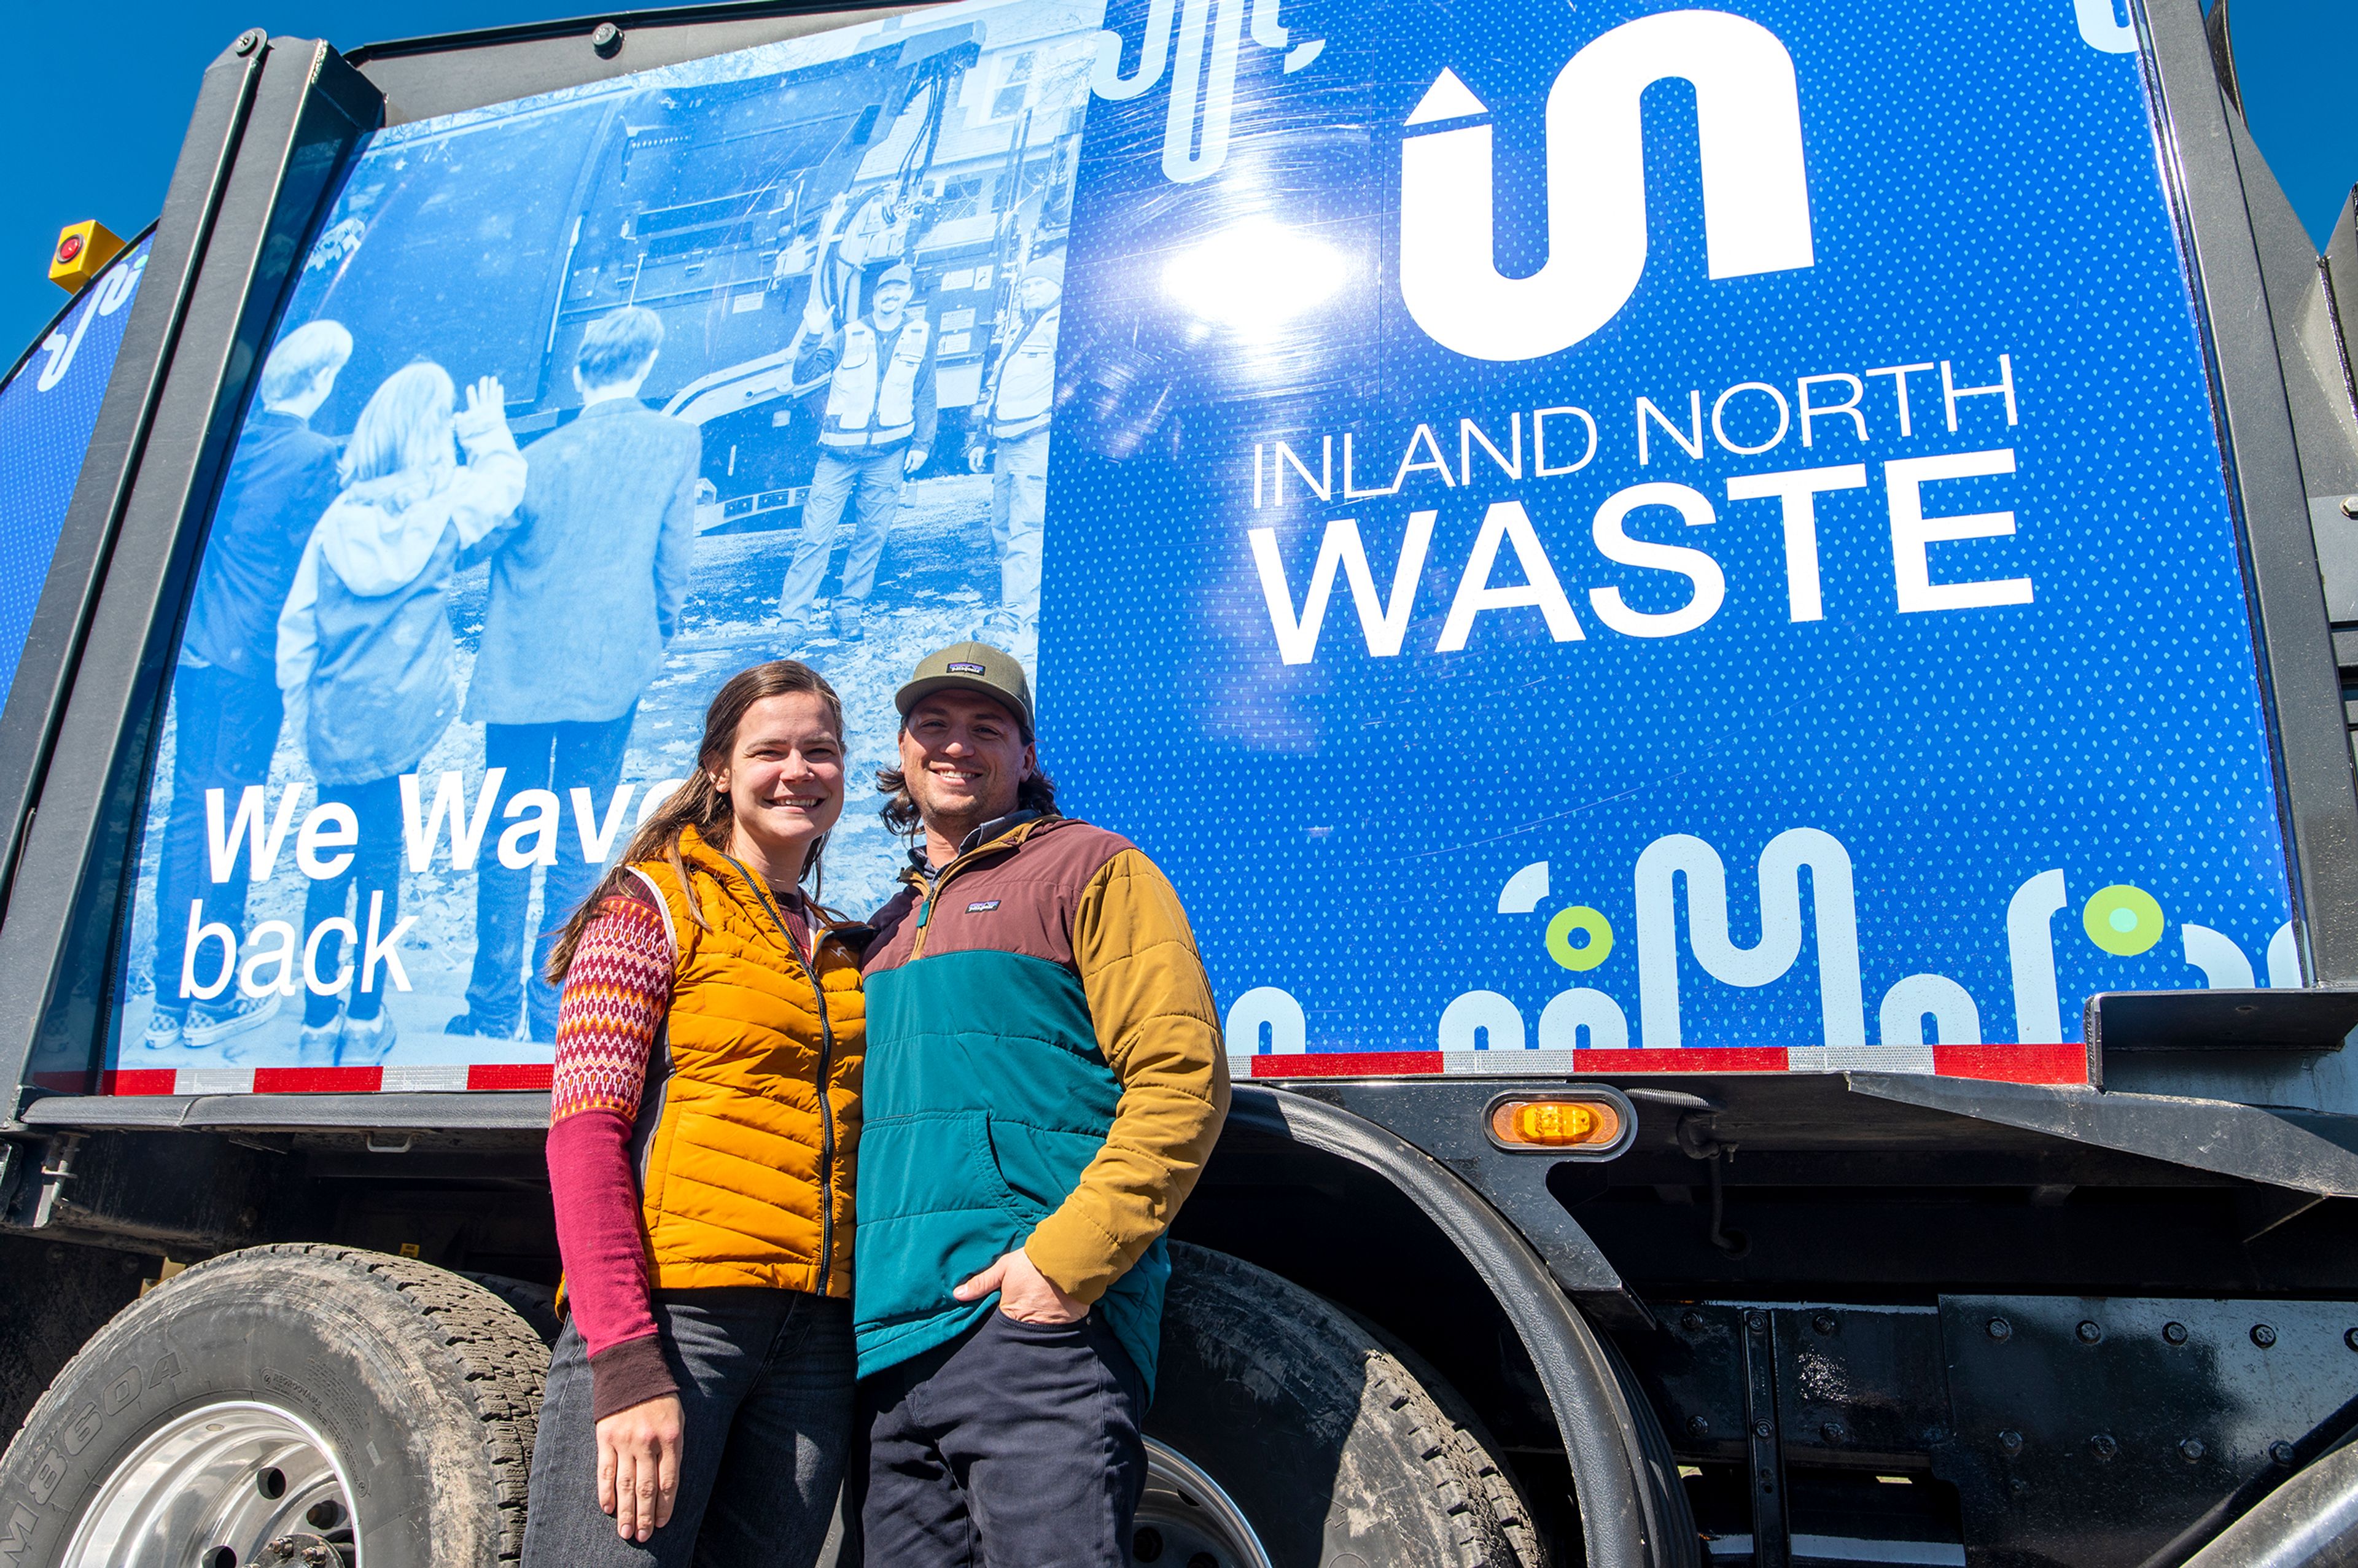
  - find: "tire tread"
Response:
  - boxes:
[142,1244,548,1559]
[1346,1304,1551,1568]
[1164,1242,1538,1568]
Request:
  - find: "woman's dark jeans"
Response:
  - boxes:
[523,1289,854,1567]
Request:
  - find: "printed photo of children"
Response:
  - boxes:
[112,0,1095,1073]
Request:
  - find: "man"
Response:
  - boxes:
[849,641,1230,1565]
[823,177,911,323]
[144,319,352,1053]
[777,260,937,644]
[453,306,698,1041]
[967,250,1062,661]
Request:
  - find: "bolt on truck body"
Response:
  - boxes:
[6,0,2358,1563]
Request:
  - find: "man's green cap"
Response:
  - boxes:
[895,641,1034,735]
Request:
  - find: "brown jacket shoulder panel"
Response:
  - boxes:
[862,817,1132,974]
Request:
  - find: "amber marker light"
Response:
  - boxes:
[1489,1097,1623,1151]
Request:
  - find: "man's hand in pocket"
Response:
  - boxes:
[954,1247,1087,1324]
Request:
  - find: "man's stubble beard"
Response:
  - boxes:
[916,779,1019,853]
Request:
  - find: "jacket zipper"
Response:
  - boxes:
[911,859,965,962]
[906,825,1025,962]
[912,874,939,960]
[724,854,841,1293]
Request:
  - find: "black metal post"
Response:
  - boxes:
[2138,0,2358,984]
[1741,1306,1791,1568]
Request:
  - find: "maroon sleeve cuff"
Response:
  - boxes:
[589,1334,677,1421]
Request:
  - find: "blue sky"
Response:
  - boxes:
[2,1,2353,362]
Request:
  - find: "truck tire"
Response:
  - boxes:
[1143,1241,1543,1567]
[1347,1309,1550,1568]
[462,1270,564,1348]
[0,1243,548,1566]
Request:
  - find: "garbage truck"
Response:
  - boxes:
[7,0,2358,1563]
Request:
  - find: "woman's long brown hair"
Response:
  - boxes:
[545,659,846,981]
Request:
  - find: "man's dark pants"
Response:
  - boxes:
[465,708,637,1040]
[150,663,284,1009]
[849,1310,1148,1567]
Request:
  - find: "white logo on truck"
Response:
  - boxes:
[1399,9,1815,362]
[36,247,145,392]
[1092,0,1323,185]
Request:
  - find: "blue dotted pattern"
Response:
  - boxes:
[1041,0,2293,1054]
[0,239,149,699]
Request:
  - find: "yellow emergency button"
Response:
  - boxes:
[50,220,125,295]
[1489,1096,1621,1149]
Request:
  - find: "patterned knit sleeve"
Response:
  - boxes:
[546,892,675,1418]
[551,892,670,1122]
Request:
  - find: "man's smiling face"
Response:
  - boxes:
[899,689,1033,842]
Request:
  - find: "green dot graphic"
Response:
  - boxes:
[2083,885,2164,957]
[1547,906,1614,971]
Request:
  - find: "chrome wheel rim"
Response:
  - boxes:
[1134,1436,1272,1568]
[61,1400,360,1567]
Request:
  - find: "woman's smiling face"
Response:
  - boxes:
[713,691,846,879]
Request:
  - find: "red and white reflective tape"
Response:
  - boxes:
[42,1041,2084,1099]
[39,1063,559,1096]
[1224,1042,2087,1085]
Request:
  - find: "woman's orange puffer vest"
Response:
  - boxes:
[622,824,863,1298]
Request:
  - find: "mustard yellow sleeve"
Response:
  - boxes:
[1024,848,1231,1302]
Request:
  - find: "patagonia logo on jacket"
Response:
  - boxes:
[965,899,1000,912]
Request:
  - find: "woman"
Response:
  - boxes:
[522,660,863,1566]
[276,361,524,1063]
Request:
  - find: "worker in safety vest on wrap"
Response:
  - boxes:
[779,260,938,642]
[965,250,1061,662]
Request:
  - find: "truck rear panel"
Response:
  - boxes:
[7,0,2344,1116]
